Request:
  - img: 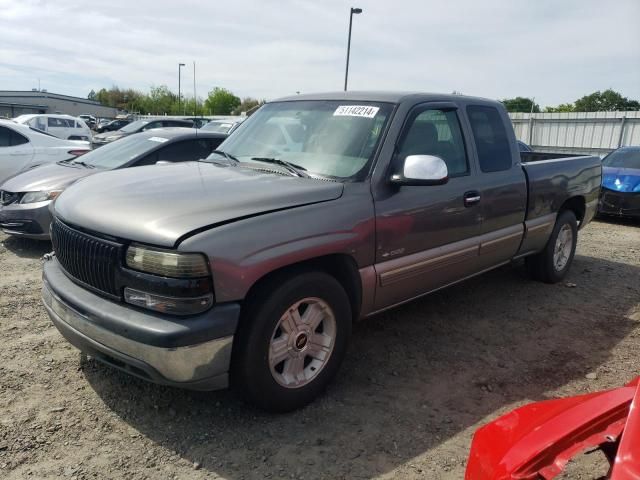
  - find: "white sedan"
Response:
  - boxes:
[0,119,90,185]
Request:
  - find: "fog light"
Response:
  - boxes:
[124,287,213,316]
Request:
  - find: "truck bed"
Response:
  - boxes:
[521,153,602,223]
[520,151,578,162]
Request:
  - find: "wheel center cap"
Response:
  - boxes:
[294,332,308,351]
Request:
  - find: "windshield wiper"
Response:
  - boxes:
[71,161,95,169]
[208,150,240,164]
[250,157,309,178]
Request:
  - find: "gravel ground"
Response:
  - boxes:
[0,218,638,480]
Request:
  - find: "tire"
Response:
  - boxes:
[232,271,352,412]
[526,210,578,284]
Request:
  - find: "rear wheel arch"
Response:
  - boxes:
[559,196,586,226]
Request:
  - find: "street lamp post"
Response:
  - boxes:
[178,63,185,114]
[344,7,362,91]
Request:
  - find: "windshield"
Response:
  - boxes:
[69,134,167,169]
[603,149,640,170]
[208,100,393,179]
[202,121,234,133]
[120,119,149,133]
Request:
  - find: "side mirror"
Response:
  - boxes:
[391,155,449,186]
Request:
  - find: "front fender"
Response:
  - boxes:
[178,183,375,302]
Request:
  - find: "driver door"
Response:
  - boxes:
[373,103,484,310]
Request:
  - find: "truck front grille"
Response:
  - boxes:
[51,219,122,297]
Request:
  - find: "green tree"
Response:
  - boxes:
[501,97,540,113]
[231,97,263,115]
[573,89,640,111]
[543,103,575,113]
[87,89,97,101]
[204,87,241,115]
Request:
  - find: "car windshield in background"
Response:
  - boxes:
[202,121,234,133]
[209,100,393,179]
[119,120,149,133]
[603,148,640,170]
[70,134,167,169]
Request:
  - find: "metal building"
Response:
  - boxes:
[0,91,118,118]
[510,111,640,156]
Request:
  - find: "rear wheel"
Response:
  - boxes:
[232,272,351,412]
[526,210,578,283]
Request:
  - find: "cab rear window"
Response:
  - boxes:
[467,106,512,172]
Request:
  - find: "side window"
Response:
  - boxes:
[134,151,159,166]
[397,108,469,176]
[466,105,513,172]
[157,140,210,162]
[10,130,29,146]
[207,137,225,151]
[30,117,46,131]
[0,127,28,147]
[0,127,11,147]
[48,117,64,128]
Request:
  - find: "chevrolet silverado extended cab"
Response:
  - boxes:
[42,92,602,412]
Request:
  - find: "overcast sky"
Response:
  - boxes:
[1,0,639,107]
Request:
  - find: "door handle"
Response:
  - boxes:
[464,191,481,207]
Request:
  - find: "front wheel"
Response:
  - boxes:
[526,210,578,283]
[232,272,351,412]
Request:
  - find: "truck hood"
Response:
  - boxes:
[602,166,640,193]
[54,162,344,247]
[1,162,96,193]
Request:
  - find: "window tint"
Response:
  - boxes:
[10,130,29,146]
[157,139,212,163]
[0,127,10,147]
[397,109,469,176]
[467,106,513,172]
[207,137,225,151]
[48,117,65,128]
[135,152,159,166]
[0,127,29,147]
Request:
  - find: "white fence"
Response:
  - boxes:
[509,111,640,156]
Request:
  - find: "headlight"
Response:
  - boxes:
[20,190,62,204]
[125,245,209,278]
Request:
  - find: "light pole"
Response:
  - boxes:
[178,63,185,115]
[344,7,362,91]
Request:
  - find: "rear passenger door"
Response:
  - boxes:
[465,105,527,268]
[373,103,484,309]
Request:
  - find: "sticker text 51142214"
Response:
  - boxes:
[333,105,380,118]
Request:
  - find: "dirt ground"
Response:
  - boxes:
[0,218,638,480]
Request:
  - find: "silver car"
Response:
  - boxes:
[0,128,226,239]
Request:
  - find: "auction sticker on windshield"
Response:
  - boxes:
[148,137,169,143]
[333,105,380,118]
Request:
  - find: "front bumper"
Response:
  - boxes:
[42,258,240,390]
[0,200,52,240]
[598,188,640,218]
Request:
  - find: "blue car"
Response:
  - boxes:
[598,146,640,218]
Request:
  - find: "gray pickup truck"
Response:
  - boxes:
[42,92,602,412]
